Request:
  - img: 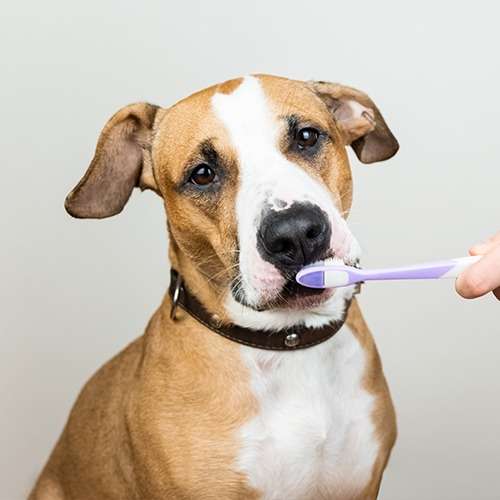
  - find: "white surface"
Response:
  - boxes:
[1,1,499,499]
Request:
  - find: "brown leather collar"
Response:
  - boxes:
[168,269,355,351]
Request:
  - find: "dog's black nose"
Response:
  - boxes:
[257,202,331,272]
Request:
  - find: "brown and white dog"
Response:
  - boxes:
[31,75,399,500]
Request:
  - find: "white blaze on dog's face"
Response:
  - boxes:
[213,76,357,312]
[64,74,398,324]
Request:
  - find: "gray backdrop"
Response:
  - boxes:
[2,1,499,498]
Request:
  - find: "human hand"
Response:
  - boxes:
[456,232,500,301]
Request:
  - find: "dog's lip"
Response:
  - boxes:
[254,279,333,311]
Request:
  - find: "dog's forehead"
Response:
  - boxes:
[169,74,326,121]
[256,74,330,123]
[153,75,331,179]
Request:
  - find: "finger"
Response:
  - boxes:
[470,232,500,256]
[456,243,500,299]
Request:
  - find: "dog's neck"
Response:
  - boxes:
[167,269,353,350]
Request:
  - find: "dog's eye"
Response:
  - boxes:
[296,127,320,150]
[189,164,216,186]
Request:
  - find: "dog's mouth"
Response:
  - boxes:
[233,253,361,312]
[232,265,336,312]
[271,253,359,311]
[272,279,334,310]
[248,279,335,312]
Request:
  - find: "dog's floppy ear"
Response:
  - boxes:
[307,81,399,164]
[65,102,160,219]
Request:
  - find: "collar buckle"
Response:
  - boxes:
[170,273,183,320]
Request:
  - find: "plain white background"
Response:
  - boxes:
[2,1,499,498]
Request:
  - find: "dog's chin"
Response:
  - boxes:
[237,281,334,312]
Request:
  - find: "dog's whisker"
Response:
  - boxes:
[205,263,241,284]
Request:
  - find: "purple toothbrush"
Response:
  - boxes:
[296,256,481,289]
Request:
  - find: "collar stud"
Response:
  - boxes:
[284,332,301,348]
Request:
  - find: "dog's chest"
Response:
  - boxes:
[236,326,378,500]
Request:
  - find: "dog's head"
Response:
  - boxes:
[66,75,398,326]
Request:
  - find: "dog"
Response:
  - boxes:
[30,75,399,500]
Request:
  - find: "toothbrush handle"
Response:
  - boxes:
[360,256,481,282]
